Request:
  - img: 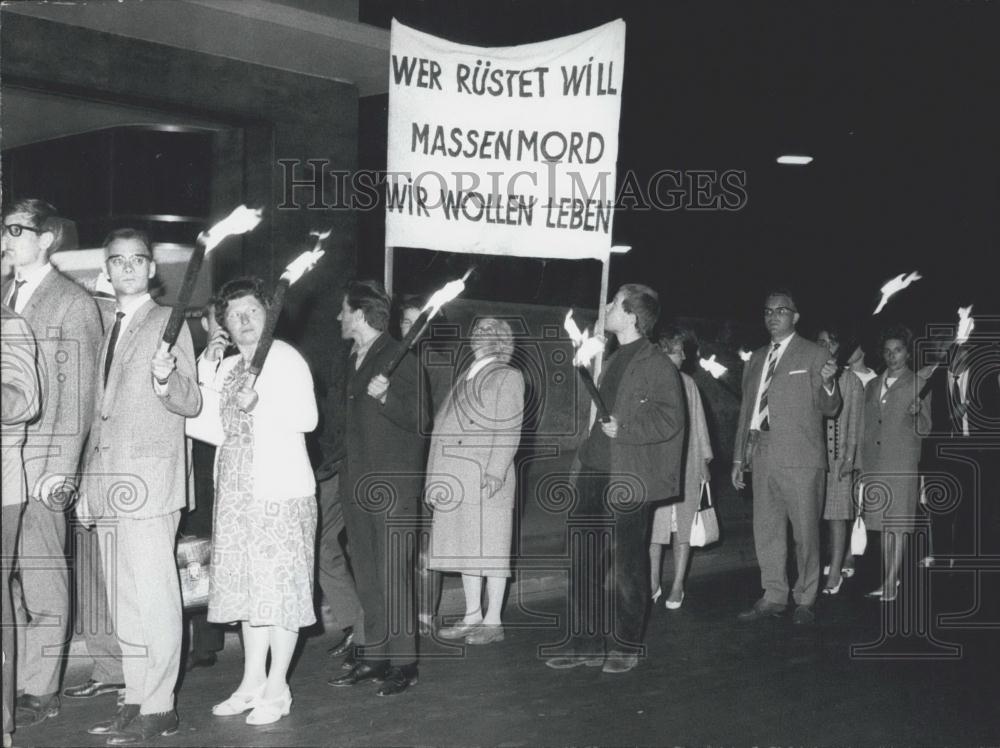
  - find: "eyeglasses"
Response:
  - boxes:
[2,223,44,238]
[763,307,796,317]
[106,254,152,270]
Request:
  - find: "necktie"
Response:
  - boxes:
[6,279,27,311]
[758,343,781,431]
[950,375,966,435]
[103,312,126,387]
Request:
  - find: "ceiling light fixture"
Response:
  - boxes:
[777,155,813,165]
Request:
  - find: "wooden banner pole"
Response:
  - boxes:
[588,252,612,427]
[384,245,394,295]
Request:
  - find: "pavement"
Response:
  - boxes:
[14,469,1000,746]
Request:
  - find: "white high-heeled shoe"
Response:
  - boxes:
[665,591,685,610]
[246,688,292,726]
[651,587,662,604]
[212,683,265,716]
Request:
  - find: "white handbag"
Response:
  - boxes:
[689,481,720,547]
[850,481,867,556]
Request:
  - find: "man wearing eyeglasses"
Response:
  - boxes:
[1,199,103,729]
[76,228,200,745]
[731,289,840,625]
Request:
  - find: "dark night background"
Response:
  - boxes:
[355,0,999,339]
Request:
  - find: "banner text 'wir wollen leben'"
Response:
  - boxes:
[385,19,626,260]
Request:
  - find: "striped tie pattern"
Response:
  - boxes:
[758,343,781,431]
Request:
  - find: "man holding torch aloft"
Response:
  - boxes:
[328,280,429,697]
[546,284,685,674]
[732,289,840,626]
[77,229,201,744]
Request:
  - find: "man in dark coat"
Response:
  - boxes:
[327,280,428,696]
[920,338,1000,568]
[545,283,686,674]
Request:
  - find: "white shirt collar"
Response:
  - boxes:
[8,262,53,311]
[466,355,498,381]
[768,332,794,359]
[116,293,152,319]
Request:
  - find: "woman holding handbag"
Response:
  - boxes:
[649,327,714,610]
[816,326,867,595]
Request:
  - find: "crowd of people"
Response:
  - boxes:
[2,198,998,746]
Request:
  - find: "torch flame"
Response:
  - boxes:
[699,355,728,379]
[873,270,922,315]
[563,310,606,367]
[738,348,752,362]
[201,205,263,253]
[309,228,333,248]
[422,268,473,317]
[280,229,332,285]
[282,248,325,285]
[956,305,975,345]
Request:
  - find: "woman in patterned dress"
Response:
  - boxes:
[816,327,866,595]
[201,278,318,725]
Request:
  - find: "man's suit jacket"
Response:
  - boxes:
[342,332,429,509]
[603,338,686,502]
[2,269,103,494]
[920,350,1000,471]
[80,300,201,520]
[1,305,41,507]
[734,333,842,470]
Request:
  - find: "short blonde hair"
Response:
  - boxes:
[471,317,515,363]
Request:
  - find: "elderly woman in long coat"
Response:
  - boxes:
[425,317,525,645]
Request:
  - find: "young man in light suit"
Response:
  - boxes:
[77,229,201,745]
[2,303,41,747]
[732,289,840,625]
[2,199,103,727]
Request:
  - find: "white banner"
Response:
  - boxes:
[386,19,625,260]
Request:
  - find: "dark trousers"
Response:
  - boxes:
[188,612,224,658]
[925,443,984,559]
[568,471,651,657]
[317,474,365,641]
[3,505,23,735]
[183,440,224,659]
[340,496,417,667]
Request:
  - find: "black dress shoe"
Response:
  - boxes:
[185,652,218,671]
[328,660,389,687]
[106,710,179,745]
[327,627,354,657]
[64,679,126,699]
[341,644,358,670]
[88,704,140,735]
[376,664,418,696]
[14,693,60,727]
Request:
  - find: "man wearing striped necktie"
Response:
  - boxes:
[732,290,840,625]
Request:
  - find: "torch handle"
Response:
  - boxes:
[576,365,611,422]
[248,279,290,379]
[383,309,431,378]
[918,376,934,401]
[161,241,207,347]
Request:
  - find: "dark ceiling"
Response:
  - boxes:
[357,0,1000,333]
